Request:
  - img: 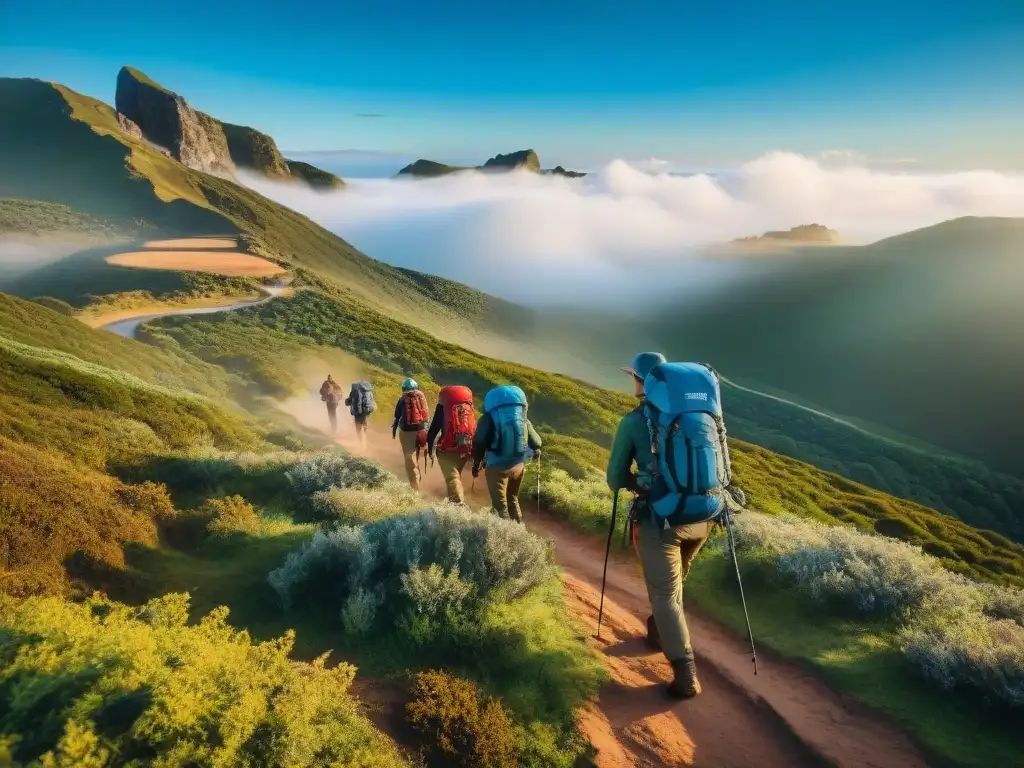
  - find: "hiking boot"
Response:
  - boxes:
[645,615,662,651]
[667,652,701,700]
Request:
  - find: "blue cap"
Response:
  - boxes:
[622,352,666,381]
[401,377,419,391]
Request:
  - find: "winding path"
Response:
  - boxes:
[101,284,286,339]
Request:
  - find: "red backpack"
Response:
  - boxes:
[437,385,477,455]
[401,389,430,430]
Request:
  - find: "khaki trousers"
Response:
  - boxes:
[485,464,525,522]
[398,429,423,490]
[636,517,712,661]
[436,452,468,504]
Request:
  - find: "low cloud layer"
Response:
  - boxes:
[243,152,1024,306]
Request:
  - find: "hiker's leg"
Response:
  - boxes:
[637,521,690,661]
[678,521,712,581]
[357,418,367,450]
[485,468,510,518]
[327,405,337,432]
[437,452,464,503]
[505,463,525,523]
[398,430,421,490]
[448,454,468,504]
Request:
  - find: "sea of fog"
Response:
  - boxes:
[243,152,1024,306]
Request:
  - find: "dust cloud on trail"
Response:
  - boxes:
[274,358,456,501]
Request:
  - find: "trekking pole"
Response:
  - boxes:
[536,452,541,517]
[723,505,758,675]
[596,491,619,641]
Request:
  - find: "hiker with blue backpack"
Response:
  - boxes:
[471,385,542,524]
[606,352,748,699]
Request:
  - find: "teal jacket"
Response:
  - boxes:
[606,403,653,493]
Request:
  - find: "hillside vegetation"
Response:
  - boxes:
[648,216,1024,477]
[146,288,1024,588]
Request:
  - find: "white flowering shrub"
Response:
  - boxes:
[268,505,554,637]
[285,451,393,499]
[723,510,1024,707]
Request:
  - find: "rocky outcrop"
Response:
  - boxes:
[286,159,346,190]
[481,149,540,173]
[396,159,470,178]
[115,67,235,177]
[544,165,587,178]
[115,112,143,139]
[223,122,291,178]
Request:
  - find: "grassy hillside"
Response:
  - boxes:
[646,217,1024,477]
[5,76,1024,553]
[145,287,1024,588]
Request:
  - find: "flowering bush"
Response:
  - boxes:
[0,593,404,767]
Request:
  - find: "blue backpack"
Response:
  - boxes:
[483,385,528,465]
[643,362,732,524]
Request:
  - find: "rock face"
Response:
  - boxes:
[544,165,587,178]
[396,159,469,178]
[286,159,346,190]
[115,112,143,139]
[481,149,540,173]
[223,122,291,178]
[115,67,235,177]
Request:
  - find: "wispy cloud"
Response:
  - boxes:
[354,112,387,118]
[242,152,1024,306]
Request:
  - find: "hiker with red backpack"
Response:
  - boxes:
[606,353,748,700]
[426,385,478,504]
[392,378,431,490]
[471,385,542,524]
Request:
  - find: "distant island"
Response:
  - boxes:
[397,149,586,178]
[734,224,840,245]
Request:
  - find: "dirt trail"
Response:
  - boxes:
[278,392,930,768]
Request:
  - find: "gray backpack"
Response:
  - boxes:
[349,381,377,416]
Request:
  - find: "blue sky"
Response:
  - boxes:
[2,0,1023,169]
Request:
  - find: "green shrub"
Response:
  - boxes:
[268,506,553,635]
[0,438,166,596]
[310,482,423,525]
[407,670,517,768]
[725,510,1024,707]
[203,495,261,538]
[0,593,404,767]
[286,451,393,501]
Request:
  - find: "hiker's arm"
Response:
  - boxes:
[606,416,637,492]
[426,405,443,454]
[392,401,402,438]
[526,421,542,453]
[472,413,493,469]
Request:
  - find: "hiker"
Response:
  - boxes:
[472,385,541,523]
[607,352,743,700]
[426,385,478,504]
[392,378,431,490]
[344,380,376,450]
[319,375,344,433]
